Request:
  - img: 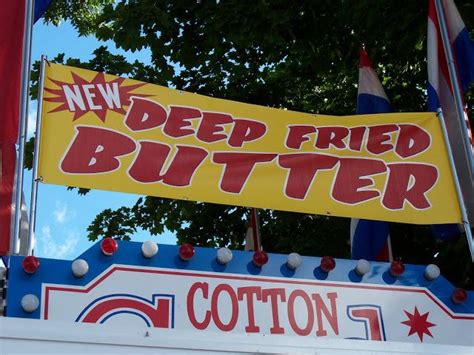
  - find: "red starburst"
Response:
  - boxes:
[401,307,436,342]
[44,71,150,122]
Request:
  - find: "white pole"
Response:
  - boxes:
[27,55,47,256]
[12,0,35,255]
[437,109,474,261]
[434,0,474,176]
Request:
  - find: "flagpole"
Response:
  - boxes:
[251,208,262,251]
[27,55,47,256]
[437,109,474,261]
[12,0,35,255]
[434,0,474,176]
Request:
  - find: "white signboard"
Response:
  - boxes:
[42,265,473,346]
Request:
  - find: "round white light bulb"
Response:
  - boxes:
[141,241,159,258]
[216,247,233,264]
[355,259,371,276]
[71,259,89,278]
[424,264,440,281]
[287,253,303,270]
[21,294,39,313]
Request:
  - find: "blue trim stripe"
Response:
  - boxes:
[5,241,474,319]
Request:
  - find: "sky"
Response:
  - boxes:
[25,20,177,260]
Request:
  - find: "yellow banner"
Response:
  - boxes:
[38,63,461,224]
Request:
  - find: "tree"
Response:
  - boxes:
[30,0,474,288]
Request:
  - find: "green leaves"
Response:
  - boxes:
[41,0,115,36]
[87,207,137,241]
[87,196,248,249]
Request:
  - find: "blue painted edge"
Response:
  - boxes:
[5,240,474,319]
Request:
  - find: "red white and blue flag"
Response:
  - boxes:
[0,0,51,256]
[427,0,474,227]
[0,1,28,256]
[350,48,392,261]
[244,208,261,251]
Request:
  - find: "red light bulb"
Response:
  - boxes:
[22,256,40,274]
[252,250,268,267]
[320,256,336,273]
[451,288,467,304]
[390,260,405,277]
[179,243,195,261]
[101,237,118,256]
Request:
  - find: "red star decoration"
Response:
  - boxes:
[401,307,436,342]
[44,71,150,122]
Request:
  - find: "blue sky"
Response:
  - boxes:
[26,21,177,260]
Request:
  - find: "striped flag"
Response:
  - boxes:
[244,208,261,251]
[0,2,28,255]
[350,48,392,261]
[0,0,51,255]
[427,0,474,228]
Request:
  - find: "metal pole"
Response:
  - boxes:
[251,208,262,251]
[12,0,35,255]
[434,0,474,176]
[27,55,47,256]
[437,109,474,261]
